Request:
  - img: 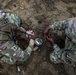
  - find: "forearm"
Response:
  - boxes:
[25,44,33,55]
[18,27,26,33]
[18,44,34,61]
[49,20,67,36]
[49,20,67,30]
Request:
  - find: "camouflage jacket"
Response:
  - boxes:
[49,17,76,43]
[49,17,76,65]
[0,10,33,64]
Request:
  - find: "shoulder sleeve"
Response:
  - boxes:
[49,20,67,30]
[5,13,22,27]
[5,13,27,32]
[49,20,68,36]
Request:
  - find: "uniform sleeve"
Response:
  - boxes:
[5,13,27,32]
[5,13,22,27]
[18,44,33,61]
[0,10,21,27]
[0,41,34,63]
[0,10,26,32]
[49,20,68,36]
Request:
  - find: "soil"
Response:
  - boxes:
[0,0,76,75]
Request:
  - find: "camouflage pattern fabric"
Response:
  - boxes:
[5,13,21,27]
[49,17,76,65]
[0,9,21,27]
[0,10,33,64]
[0,41,33,64]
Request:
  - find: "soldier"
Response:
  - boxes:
[0,9,35,64]
[44,17,76,65]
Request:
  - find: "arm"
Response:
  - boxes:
[49,20,67,36]
[5,12,27,33]
[5,13,21,27]
[18,39,34,61]
[44,20,68,44]
[44,20,68,49]
[44,20,67,37]
[0,9,21,27]
[0,10,26,32]
[1,39,34,64]
[18,31,35,61]
[49,20,66,30]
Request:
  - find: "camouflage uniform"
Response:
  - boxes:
[0,10,33,64]
[49,17,76,65]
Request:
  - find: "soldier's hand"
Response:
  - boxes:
[44,27,50,37]
[26,30,34,36]
[26,30,34,39]
[45,36,54,46]
[29,39,35,46]
[26,30,35,46]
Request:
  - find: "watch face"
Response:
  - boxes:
[35,38,43,46]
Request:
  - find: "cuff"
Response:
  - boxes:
[28,44,33,50]
[25,44,33,55]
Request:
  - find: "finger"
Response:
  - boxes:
[31,33,34,35]
[29,30,33,32]
[28,31,33,34]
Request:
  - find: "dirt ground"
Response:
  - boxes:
[0,0,76,75]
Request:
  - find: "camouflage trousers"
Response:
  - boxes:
[50,37,76,65]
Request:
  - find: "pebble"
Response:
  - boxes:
[39,49,41,52]
[56,70,59,73]
[43,57,46,60]
[20,7,24,9]
[40,64,42,67]
[34,52,37,55]
[13,3,17,7]
[17,66,21,72]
